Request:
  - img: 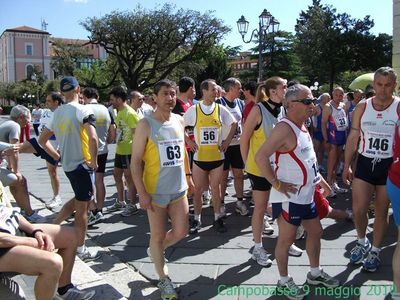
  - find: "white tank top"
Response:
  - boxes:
[328,102,348,131]
[358,97,400,159]
[269,118,320,204]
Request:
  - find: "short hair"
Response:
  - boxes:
[200,79,216,93]
[109,86,128,101]
[178,77,195,93]
[10,105,30,121]
[154,79,177,95]
[317,93,330,103]
[48,92,64,105]
[255,76,286,103]
[374,67,397,81]
[287,80,300,88]
[347,92,354,101]
[128,90,143,100]
[284,84,310,107]
[222,77,241,93]
[243,81,257,97]
[82,87,99,100]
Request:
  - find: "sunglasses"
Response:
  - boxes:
[292,98,316,105]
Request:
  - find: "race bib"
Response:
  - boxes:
[0,206,20,236]
[334,112,348,131]
[307,158,321,185]
[233,124,242,139]
[158,139,184,167]
[364,131,393,158]
[200,127,219,145]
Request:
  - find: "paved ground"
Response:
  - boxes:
[0,117,398,299]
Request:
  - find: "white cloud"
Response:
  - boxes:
[64,0,89,3]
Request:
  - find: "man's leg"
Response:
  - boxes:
[113,167,125,202]
[209,165,223,216]
[147,206,168,278]
[275,215,297,276]
[192,164,208,217]
[0,246,63,300]
[232,168,244,200]
[327,144,338,185]
[394,228,400,296]
[95,172,106,209]
[123,168,137,204]
[220,168,229,203]
[74,199,90,247]
[371,185,390,248]
[9,176,34,215]
[302,217,323,268]
[163,196,189,250]
[47,162,60,198]
[352,178,374,240]
[53,198,75,224]
[40,224,78,286]
[252,190,269,244]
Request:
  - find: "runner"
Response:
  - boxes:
[131,79,194,300]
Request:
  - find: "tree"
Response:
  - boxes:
[50,39,90,77]
[81,4,230,91]
[295,0,375,91]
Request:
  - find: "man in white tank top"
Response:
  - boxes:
[343,67,400,273]
[256,84,339,299]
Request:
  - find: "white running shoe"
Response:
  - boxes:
[46,195,62,210]
[289,244,303,257]
[55,286,95,300]
[263,216,274,235]
[252,247,272,267]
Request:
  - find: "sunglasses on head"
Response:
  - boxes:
[292,98,316,105]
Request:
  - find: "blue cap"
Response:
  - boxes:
[60,76,79,92]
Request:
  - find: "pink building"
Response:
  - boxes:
[0,26,107,83]
[0,26,52,83]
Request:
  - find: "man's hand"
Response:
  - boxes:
[342,166,353,186]
[275,181,298,198]
[219,140,230,153]
[139,192,154,212]
[87,160,98,171]
[2,144,19,157]
[35,232,55,252]
[186,139,198,152]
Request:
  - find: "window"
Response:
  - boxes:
[25,43,33,56]
[26,65,34,79]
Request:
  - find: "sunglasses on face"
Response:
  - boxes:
[291,98,317,105]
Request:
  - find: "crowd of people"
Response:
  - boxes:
[0,66,398,300]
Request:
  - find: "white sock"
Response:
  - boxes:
[280,276,291,284]
[77,245,85,254]
[310,266,322,277]
[214,213,221,221]
[371,246,380,254]
[254,242,262,249]
[194,214,201,222]
[358,237,368,246]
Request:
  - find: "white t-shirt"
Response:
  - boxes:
[183,102,235,129]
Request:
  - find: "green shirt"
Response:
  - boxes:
[115,106,140,155]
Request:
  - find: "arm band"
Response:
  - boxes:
[30,229,43,237]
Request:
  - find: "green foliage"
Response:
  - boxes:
[294,0,380,91]
[51,39,90,77]
[81,3,230,91]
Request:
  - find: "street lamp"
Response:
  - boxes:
[237,9,279,82]
[31,73,39,104]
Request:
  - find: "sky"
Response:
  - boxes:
[0,0,394,51]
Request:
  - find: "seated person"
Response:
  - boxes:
[0,181,95,300]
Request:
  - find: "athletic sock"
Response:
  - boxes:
[254,242,262,249]
[280,276,291,284]
[371,246,380,254]
[310,266,322,277]
[194,214,201,222]
[358,237,368,246]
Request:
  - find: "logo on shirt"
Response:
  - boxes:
[383,120,396,127]
[376,113,383,119]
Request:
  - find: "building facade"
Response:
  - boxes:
[0,26,107,83]
[0,26,51,82]
[227,51,258,77]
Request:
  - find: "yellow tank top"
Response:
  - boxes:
[245,102,278,176]
[194,103,224,162]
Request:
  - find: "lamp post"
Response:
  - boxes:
[237,9,279,82]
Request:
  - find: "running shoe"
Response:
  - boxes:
[333,183,348,194]
[88,211,104,226]
[213,218,227,233]
[121,203,139,217]
[189,219,201,234]
[235,201,249,216]
[46,195,62,210]
[251,247,272,267]
[105,200,126,212]
[350,240,371,264]
[77,247,101,262]
[276,277,307,300]
[158,277,178,300]
[295,225,305,240]
[263,217,274,235]
[363,250,380,272]
[288,244,303,257]
[55,286,95,300]
[306,270,340,288]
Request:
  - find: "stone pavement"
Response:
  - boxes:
[1,118,398,300]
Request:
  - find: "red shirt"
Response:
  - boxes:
[243,101,255,124]
[389,122,400,188]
